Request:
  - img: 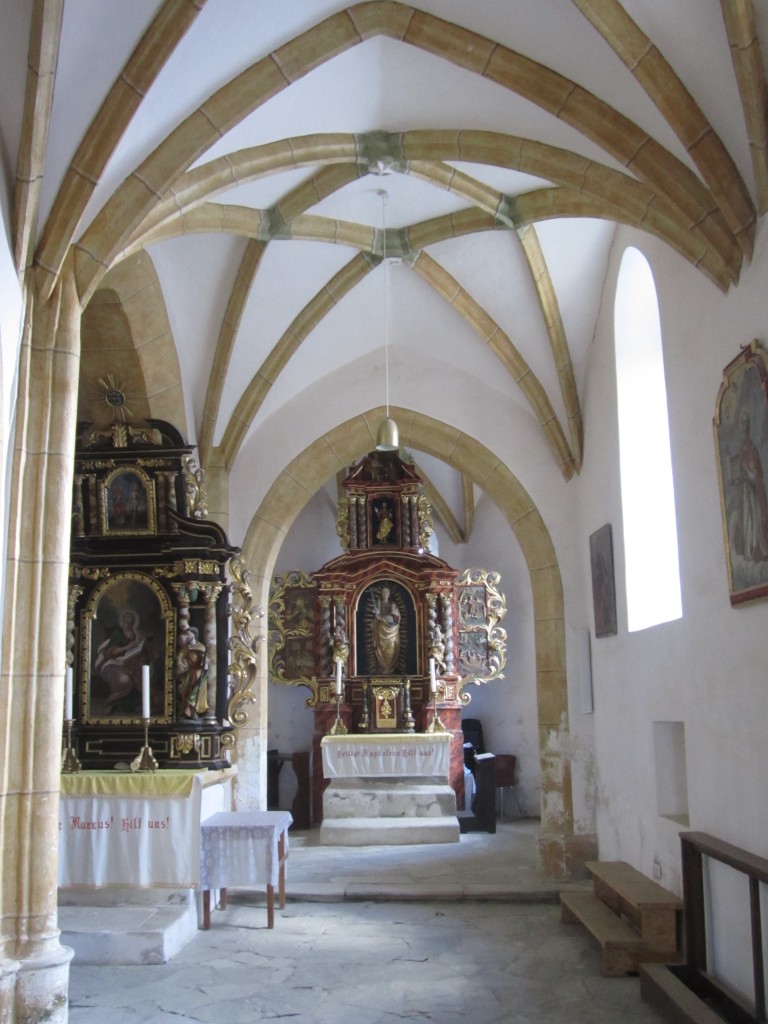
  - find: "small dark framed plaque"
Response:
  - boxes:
[589,524,617,638]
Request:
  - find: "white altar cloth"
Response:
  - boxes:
[58,768,235,889]
[321,733,451,779]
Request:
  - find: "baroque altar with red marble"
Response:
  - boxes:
[269,447,507,826]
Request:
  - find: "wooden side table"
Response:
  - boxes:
[199,810,292,929]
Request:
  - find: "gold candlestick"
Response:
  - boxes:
[329,689,347,735]
[61,719,81,774]
[131,718,159,772]
[426,686,448,734]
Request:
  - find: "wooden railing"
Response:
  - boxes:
[680,831,768,1024]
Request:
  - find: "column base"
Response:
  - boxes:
[1,941,74,1024]
[538,830,597,879]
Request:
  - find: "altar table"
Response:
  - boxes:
[58,767,235,889]
[321,733,452,779]
[199,810,293,928]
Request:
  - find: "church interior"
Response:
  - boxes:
[2,1,768,1021]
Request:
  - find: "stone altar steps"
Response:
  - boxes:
[560,860,682,977]
[320,777,460,845]
[58,890,199,965]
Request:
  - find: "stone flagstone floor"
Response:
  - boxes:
[66,821,667,1024]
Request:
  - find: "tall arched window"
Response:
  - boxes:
[614,247,682,631]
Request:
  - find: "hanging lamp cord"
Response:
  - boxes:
[379,188,390,419]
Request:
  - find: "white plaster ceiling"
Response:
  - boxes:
[2,0,763,535]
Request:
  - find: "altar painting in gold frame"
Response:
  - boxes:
[83,572,174,723]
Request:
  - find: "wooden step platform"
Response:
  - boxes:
[560,860,682,977]
[560,890,645,976]
[587,860,682,951]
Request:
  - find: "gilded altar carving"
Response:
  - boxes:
[336,496,351,550]
[182,454,208,520]
[456,568,507,687]
[269,571,318,694]
[227,556,263,727]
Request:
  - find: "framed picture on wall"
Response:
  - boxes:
[714,340,768,606]
[589,524,617,638]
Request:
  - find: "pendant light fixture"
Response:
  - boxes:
[375,188,399,452]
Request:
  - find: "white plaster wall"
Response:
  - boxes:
[577,219,768,1002]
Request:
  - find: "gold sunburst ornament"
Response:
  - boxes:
[98,374,134,422]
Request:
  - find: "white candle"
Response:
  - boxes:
[429,657,437,695]
[142,665,151,719]
[65,666,73,720]
[335,659,343,696]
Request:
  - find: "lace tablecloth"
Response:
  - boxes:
[199,810,293,890]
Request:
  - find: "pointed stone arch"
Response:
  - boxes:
[80,252,188,436]
[238,407,594,877]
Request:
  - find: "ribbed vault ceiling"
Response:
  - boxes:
[4,0,767,535]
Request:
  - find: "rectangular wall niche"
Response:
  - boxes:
[653,720,689,825]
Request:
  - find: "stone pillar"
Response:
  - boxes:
[0,265,80,1022]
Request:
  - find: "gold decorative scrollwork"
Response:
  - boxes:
[456,568,507,691]
[128,426,163,446]
[70,565,112,580]
[417,494,434,550]
[173,734,199,756]
[88,424,127,448]
[182,454,208,520]
[269,570,318,698]
[154,559,219,579]
[335,496,350,550]
[227,556,263,727]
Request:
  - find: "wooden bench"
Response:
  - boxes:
[560,860,683,977]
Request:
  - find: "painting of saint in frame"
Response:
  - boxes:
[714,341,768,605]
[101,467,155,535]
[85,574,172,722]
[589,524,618,638]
